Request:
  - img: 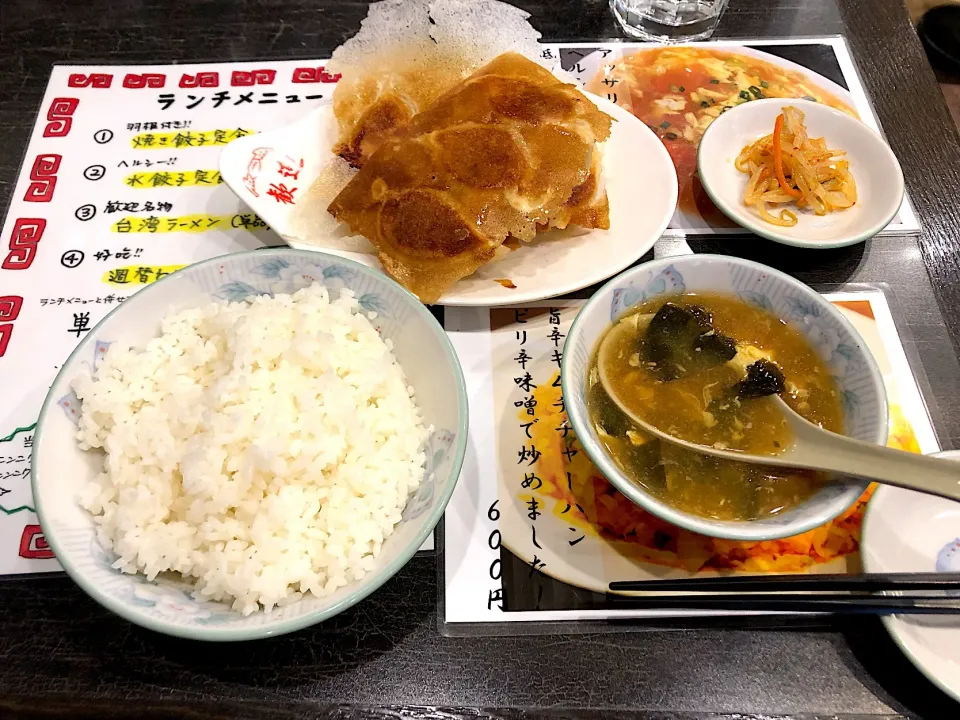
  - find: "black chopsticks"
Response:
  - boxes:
[607,573,960,615]
[609,572,960,593]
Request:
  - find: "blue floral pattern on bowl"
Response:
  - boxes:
[563,254,888,542]
[402,428,455,521]
[90,537,237,625]
[609,265,685,321]
[213,258,391,319]
[33,248,468,641]
[937,538,960,573]
[935,537,960,598]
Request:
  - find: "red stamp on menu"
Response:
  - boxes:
[0,295,23,358]
[179,71,219,88]
[43,97,79,138]
[23,154,61,203]
[19,525,54,560]
[122,72,166,89]
[0,296,23,322]
[2,218,46,271]
[231,69,276,86]
[292,66,341,83]
[67,72,113,88]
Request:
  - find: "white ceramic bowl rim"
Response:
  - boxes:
[31,248,469,641]
[862,449,960,704]
[561,253,888,541]
[696,98,905,249]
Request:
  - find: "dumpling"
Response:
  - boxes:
[327,52,613,303]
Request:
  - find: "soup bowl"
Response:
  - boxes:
[562,255,887,541]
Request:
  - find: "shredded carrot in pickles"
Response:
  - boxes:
[737,105,857,227]
[772,114,801,199]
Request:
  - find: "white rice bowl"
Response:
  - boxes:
[73,284,429,616]
[32,249,466,641]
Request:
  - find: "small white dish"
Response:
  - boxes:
[862,449,960,703]
[697,98,904,249]
[219,94,678,306]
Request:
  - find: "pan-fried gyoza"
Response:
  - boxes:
[327,52,614,303]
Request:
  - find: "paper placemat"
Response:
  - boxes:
[441,290,939,627]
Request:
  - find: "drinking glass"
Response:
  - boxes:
[609,0,730,42]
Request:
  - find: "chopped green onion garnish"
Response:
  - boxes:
[760,80,769,88]
[803,95,817,101]
[700,100,710,108]
[665,132,678,140]
[739,90,751,100]
[749,85,763,98]
[660,121,671,129]
[709,78,720,84]
[678,85,685,92]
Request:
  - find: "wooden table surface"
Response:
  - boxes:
[3,0,960,718]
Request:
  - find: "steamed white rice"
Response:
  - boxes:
[74,283,428,615]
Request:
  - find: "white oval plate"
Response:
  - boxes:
[697,98,904,248]
[219,94,678,306]
[862,450,960,704]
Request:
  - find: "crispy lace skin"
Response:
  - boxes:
[327,53,613,303]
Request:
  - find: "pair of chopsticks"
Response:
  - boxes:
[607,573,960,615]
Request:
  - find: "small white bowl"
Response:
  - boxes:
[31,248,468,641]
[562,254,888,541]
[697,98,904,248]
[862,450,960,703]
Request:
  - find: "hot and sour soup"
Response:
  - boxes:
[586,292,845,521]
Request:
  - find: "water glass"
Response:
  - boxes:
[609,0,730,42]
